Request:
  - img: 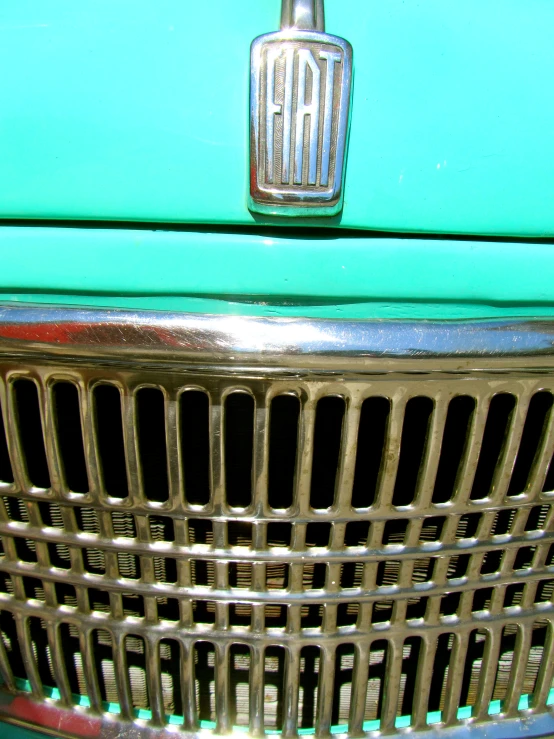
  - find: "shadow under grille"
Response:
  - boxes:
[0,364,553,736]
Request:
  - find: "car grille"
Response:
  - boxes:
[0,310,553,738]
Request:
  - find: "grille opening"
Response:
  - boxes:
[0,400,13,484]
[352,397,390,509]
[112,511,136,539]
[229,562,252,589]
[225,392,254,509]
[117,552,141,580]
[0,572,13,595]
[447,554,470,580]
[192,600,216,625]
[268,394,300,510]
[473,587,493,612]
[229,644,250,727]
[504,584,525,608]
[509,391,553,496]
[180,391,211,507]
[39,502,64,528]
[547,545,554,566]
[304,562,326,590]
[525,504,551,531]
[396,638,422,719]
[60,622,86,701]
[406,596,428,620]
[265,604,287,628]
[194,642,215,723]
[337,602,359,626]
[55,582,77,607]
[191,560,215,588]
[376,560,399,587]
[306,522,331,548]
[412,558,435,584]
[372,600,393,623]
[14,536,37,563]
[267,522,291,548]
[525,624,548,700]
[433,396,475,504]
[13,379,50,489]
[420,517,445,542]
[344,521,370,547]
[480,550,503,575]
[267,562,289,590]
[331,644,355,726]
[299,646,320,730]
[460,629,487,708]
[93,384,128,499]
[491,508,516,536]
[514,546,536,570]
[0,610,26,680]
[393,397,433,507]
[383,519,408,545]
[83,548,106,575]
[456,513,481,539]
[52,382,88,494]
[471,394,516,500]
[160,639,183,720]
[122,593,144,618]
[92,629,118,707]
[229,603,252,627]
[301,604,323,629]
[75,507,100,534]
[23,576,45,601]
[188,519,213,545]
[492,625,518,703]
[149,515,175,542]
[310,396,346,510]
[126,634,149,712]
[48,542,71,569]
[137,388,169,503]
[428,633,455,714]
[29,616,57,690]
[440,592,461,617]
[264,646,285,730]
[154,556,177,584]
[365,641,388,722]
[228,521,252,548]
[4,495,28,521]
[535,579,554,603]
[341,562,364,589]
[88,589,111,614]
[157,597,180,622]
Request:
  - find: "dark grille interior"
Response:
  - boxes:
[0,366,553,736]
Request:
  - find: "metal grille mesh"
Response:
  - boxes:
[0,362,553,736]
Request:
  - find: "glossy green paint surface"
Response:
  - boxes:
[2,727,56,739]
[0,226,554,320]
[0,1,553,235]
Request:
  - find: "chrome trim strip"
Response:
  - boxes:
[281,0,325,32]
[1,305,554,371]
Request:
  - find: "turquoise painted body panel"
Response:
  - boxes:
[0,1,553,235]
[0,226,553,320]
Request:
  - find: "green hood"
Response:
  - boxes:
[0,0,552,236]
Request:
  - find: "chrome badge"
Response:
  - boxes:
[249,0,353,217]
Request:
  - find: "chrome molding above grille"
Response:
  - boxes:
[0,306,553,739]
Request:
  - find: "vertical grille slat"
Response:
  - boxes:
[0,363,553,737]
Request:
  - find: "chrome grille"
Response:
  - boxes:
[0,308,553,738]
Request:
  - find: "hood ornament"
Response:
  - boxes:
[249,0,353,217]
